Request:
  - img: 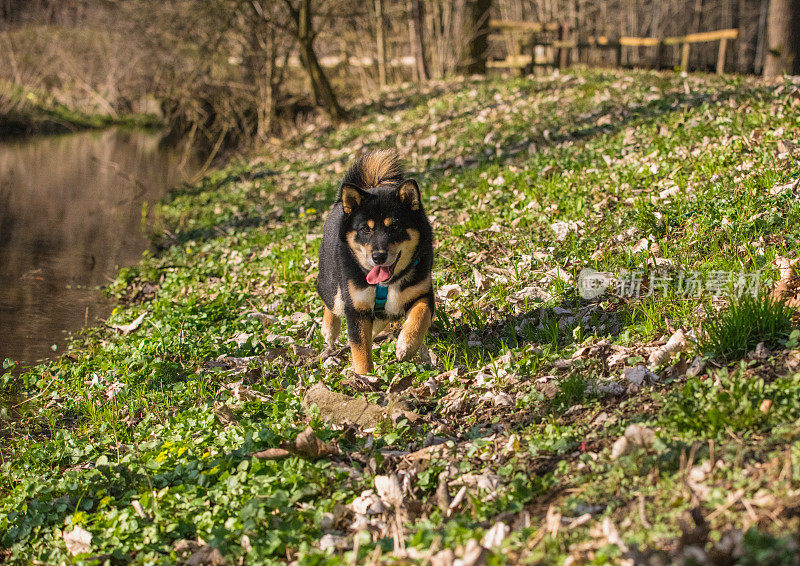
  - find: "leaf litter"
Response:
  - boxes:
[5,70,800,565]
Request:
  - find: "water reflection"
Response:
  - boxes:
[0,129,192,367]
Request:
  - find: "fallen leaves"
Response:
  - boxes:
[437,283,463,302]
[251,426,338,460]
[772,256,800,308]
[473,268,491,293]
[109,311,147,335]
[648,329,688,367]
[63,525,92,556]
[610,424,656,459]
[769,178,799,196]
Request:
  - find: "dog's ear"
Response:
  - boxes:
[340,183,365,214]
[397,179,421,211]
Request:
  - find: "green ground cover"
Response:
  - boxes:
[2,69,800,564]
[0,81,157,139]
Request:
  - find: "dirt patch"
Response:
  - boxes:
[303,382,420,428]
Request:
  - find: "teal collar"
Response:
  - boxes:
[373,258,419,312]
[374,284,388,311]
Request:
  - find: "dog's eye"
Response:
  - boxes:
[358,225,372,234]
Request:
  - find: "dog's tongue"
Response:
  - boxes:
[366,265,392,284]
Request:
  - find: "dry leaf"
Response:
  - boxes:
[437,284,463,301]
[448,486,467,516]
[611,424,656,459]
[389,374,414,393]
[222,381,270,403]
[213,404,237,425]
[349,489,386,515]
[184,545,227,566]
[292,427,338,458]
[63,526,92,556]
[251,426,337,460]
[110,311,147,335]
[623,365,658,386]
[459,539,489,566]
[482,521,510,548]
[473,268,491,293]
[772,257,800,307]
[769,179,798,196]
[545,505,562,537]
[374,474,404,508]
[648,329,688,367]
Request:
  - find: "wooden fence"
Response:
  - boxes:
[488,19,739,75]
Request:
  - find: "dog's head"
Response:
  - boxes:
[339,180,424,284]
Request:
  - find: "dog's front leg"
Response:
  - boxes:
[346,311,374,374]
[396,298,432,362]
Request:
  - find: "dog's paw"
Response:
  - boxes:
[395,335,419,362]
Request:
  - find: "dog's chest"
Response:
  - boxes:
[381,285,405,317]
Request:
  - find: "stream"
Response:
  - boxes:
[0,128,195,369]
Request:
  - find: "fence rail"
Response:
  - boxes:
[488,20,739,75]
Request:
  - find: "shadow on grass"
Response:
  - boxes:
[430,295,638,370]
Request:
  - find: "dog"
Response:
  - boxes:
[317,150,434,375]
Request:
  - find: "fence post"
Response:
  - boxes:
[716,37,728,74]
[680,42,691,70]
[615,43,623,68]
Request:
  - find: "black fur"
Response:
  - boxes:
[317,153,434,324]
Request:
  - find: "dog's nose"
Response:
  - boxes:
[372,250,388,264]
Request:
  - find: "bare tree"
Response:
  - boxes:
[374,0,387,87]
[463,0,493,74]
[763,0,800,76]
[246,1,292,141]
[408,0,429,81]
[281,0,345,120]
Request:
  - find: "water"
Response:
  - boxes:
[0,129,194,369]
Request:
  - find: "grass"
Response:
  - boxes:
[1,69,800,564]
[698,292,795,360]
[0,80,158,139]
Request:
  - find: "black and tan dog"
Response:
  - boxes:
[317,150,434,374]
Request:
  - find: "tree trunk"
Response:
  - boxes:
[763,0,800,76]
[374,0,387,88]
[691,0,704,33]
[408,0,429,81]
[292,0,345,120]
[463,0,493,75]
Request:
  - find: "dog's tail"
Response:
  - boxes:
[341,149,403,190]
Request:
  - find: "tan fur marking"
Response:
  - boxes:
[361,150,400,188]
[397,180,421,210]
[348,280,376,311]
[350,317,374,374]
[384,217,392,227]
[396,298,432,361]
[388,228,420,276]
[346,231,373,271]
[385,276,431,316]
[372,318,389,338]
[322,306,341,346]
[333,288,345,316]
[341,185,363,214]
[367,219,375,229]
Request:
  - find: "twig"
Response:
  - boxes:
[12,375,57,409]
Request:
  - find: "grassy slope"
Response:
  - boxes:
[2,69,800,564]
[0,81,156,139]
